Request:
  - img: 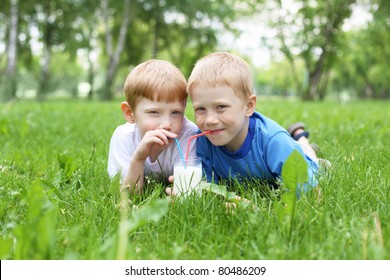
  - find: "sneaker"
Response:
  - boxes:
[287,122,305,136]
[287,122,320,153]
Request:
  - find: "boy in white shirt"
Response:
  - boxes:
[108,59,198,194]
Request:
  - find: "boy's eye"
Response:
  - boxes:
[216,105,227,110]
[148,111,159,115]
[195,107,206,113]
[172,111,183,116]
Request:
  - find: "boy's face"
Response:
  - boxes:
[123,97,186,138]
[190,85,255,152]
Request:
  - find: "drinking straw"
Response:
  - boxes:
[185,131,212,161]
[174,138,186,167]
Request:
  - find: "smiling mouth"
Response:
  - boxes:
[208,129,223,135]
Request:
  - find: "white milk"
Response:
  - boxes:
[173,158,202,196]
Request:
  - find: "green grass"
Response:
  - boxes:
[0,99,389,259]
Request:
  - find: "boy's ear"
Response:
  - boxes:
[245,94,256,117]
[121,101,136,123]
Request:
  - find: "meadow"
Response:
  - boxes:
[0,99,389,260]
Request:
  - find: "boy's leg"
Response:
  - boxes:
[288,122,331,174]
[287,122,318,160]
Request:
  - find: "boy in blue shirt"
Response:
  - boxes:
[186,52,320,192]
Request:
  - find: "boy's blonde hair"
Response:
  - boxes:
[124,59,187,109]
[187,52,253,99]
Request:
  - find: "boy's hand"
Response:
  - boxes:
[133,129,177,162]
[165,175,175,197]
[165,187,175,196]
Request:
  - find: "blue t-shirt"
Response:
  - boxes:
[196,112,318,191]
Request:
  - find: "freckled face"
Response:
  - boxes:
[190,85,250,152]
[131,97,186,138]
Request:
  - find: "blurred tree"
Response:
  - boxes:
[0,0,18,102]
[14,1,86,101]
[65,0,101,99]
[362,0,390,98]
[333,0,390,99]
[99,0,133,100]
[264,0,356,100]
[161,0,241,77]
[100,0,250,99]
[1,0,259,101]
[255,58,305,97]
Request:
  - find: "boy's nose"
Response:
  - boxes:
[158,116,172,130]
[204,113,219,126]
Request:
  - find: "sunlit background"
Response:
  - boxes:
[0,0,388,102]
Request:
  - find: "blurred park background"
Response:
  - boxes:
[1,0,389,103]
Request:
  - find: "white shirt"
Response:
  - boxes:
[108,117,198,181]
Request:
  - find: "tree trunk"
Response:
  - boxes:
[1,0,19,102]
[37,46,51,101]
[302,1,355,101]
[87,49,95,100]
[305,67,322,100]
[303,43,327,101]
[274,0,302,97]
[37,0,54,101]
[318,70,330,101]
[152,18,161,59]
[101,0,131,100]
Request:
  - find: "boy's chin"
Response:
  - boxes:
[208,138,228,147]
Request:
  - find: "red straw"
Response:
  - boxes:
[185,131,212,161]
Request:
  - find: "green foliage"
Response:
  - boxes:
[2,0,390,101]
[332,10,390,99]
[255,59,305,97]
[14,179,58,259]
[128,198,170,231]
[199,182,250,208]
[116,195,170,260]
[0,75,17,102]
[274,150,308,240]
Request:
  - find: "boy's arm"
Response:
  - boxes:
[108,127,132,180]
[123,129,177,194]
[122,156,145,193]
[266,132,318,193]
